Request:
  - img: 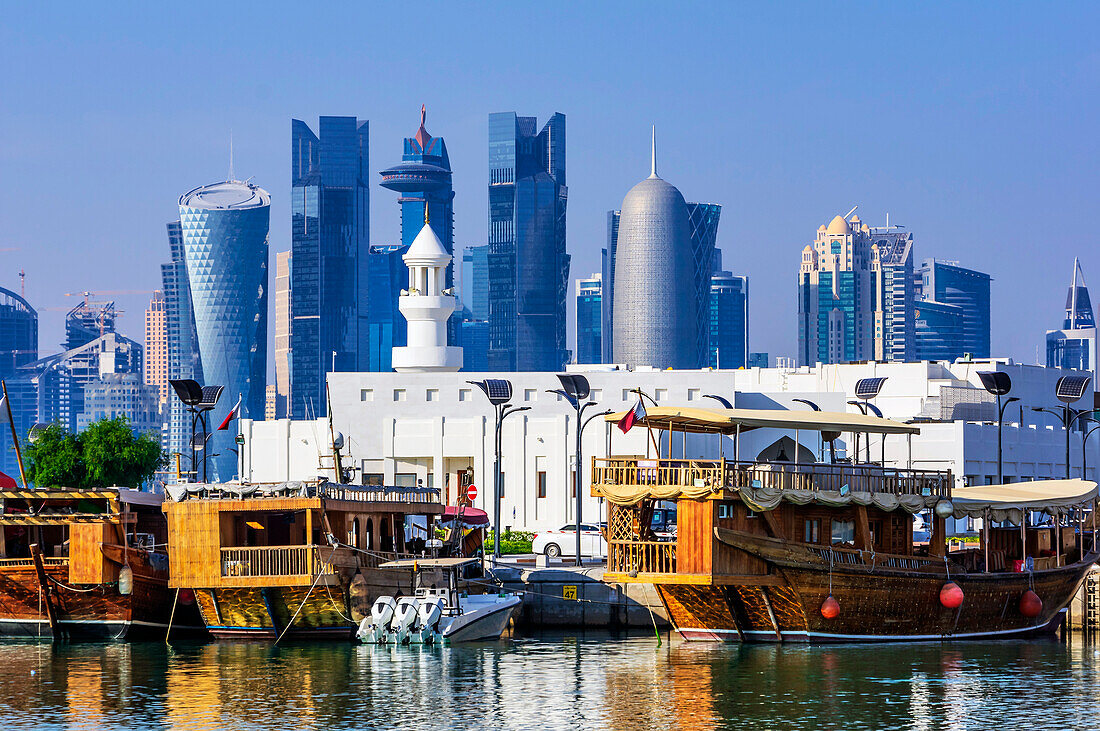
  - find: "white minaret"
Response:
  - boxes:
[391,210,463,372]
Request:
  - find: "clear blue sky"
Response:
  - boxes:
[2,2,1097,365]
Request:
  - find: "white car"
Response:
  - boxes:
[532,524,607,558]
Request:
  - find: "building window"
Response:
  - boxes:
[687,388,700,401]
[524,389,536,402]
[393,389,406,402]
[654,389,667,402]
[537,471,547,499]
[622,389,632,401]
[591,389,602,401]
[459,389,471,402]
[571,471,576,498]
[831,519,854,545]
[360,389,374,402]
[804,518,821,544]
[426,389,439,402]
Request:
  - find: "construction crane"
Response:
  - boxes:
[64,290,153,306]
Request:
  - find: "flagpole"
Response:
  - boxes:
[237,392,244,483]
[632,388,661,456]
[1,381,28,490]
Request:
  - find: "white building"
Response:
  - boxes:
[239,358,1097,535]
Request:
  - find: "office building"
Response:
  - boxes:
[65,298,117,350]
[688,203,722,364]
[575,273,602,364]
[77,373,161,435]
[272,251,291,418]
[0,286,37,479]
[160,220,203,470]
[709,272,748,369]
[487,112,570,371]
[914,299,965,362]
[144,291,169,406]
[461,245,489,321]
[290,117,370,418]
[366,244,409,372]
[748,352,769,368]
[612,131,696,369]
[459,320,489,371]
[917,259,991,359]
[1047,258,1096,388]
[179,179,270,480]
[870,229,916,362]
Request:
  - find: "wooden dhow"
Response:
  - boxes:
[593,405,1099,643]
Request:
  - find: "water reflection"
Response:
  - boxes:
[1,633,1100,730]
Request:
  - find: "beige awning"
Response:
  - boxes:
[603,406,920,436]
[950,479,1098,522]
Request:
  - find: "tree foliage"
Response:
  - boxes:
[25,418,164,489]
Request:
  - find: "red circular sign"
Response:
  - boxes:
[465,484,478,501]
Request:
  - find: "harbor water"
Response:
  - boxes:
[2,631,1100,730]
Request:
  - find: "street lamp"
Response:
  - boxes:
[169,379,223,482]
[468,379,530,561]
[549,375,609,566]
[1080,417,1100,479]
[977,371,1020,485]
[1034,375,1094,479]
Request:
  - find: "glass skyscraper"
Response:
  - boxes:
[575,274,602,364]
[709,272,748,369]
[914,299,965,362]
[160,220,203,471]
[179,180,269,481]
[290,117,369,415]
[0,286,36,480]
[917,259,991,359]
[461,244,489,321]
[366,244,409,372]
[487,112,570,371]
[1047,259,1096,388]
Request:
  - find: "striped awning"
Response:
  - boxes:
[604,406,920,436]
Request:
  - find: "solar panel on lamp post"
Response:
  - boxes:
[1056,375,1093,479]
[550,374,595,566]
[852,378,887,464]
[978,372,1018,485]
[468,379,530,561]
[170,379,223,482]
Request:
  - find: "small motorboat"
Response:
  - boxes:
[356,557,522,644]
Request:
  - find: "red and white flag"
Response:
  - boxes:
[617,398,647,434]
[217,395,242,431]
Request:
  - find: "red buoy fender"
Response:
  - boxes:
[939,582,964,609]
[1020,590,1043,618]
[178,588,195,606]
[821,595,840,620]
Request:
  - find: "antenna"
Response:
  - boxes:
[18,270,24,298]
[649,125,657,179]
[844,205,858,220]
[886,212,889,230]
[1072,257,1080,326]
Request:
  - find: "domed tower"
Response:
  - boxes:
[612,129,697,369]
[391,209,463,373]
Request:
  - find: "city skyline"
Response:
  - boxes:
[2,4,1098,368]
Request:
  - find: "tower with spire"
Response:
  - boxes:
[391,207,463,372]
[1046,258,1097,390]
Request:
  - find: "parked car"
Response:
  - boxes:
[532,524,607,558]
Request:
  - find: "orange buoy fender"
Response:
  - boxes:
[939,582,964,609]
[1020,590,1043,618]
[821,595,840,620]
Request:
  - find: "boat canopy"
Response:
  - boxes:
[440,506,490,526]
[603,406,920,436]
[378,557,480,570]
[950,479,1098,523]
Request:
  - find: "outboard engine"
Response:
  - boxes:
[389,596,420,644]
[357,595,397,644]
[417,596,445,644]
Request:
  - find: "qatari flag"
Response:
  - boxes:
[617,399,647,434]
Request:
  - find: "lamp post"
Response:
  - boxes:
[468,379,530,561]
[977,372,1018,485]
[1081,418,1100,479]
[169,380,223,482]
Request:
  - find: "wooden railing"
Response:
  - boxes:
[220,546,335,578]
[592,458,951,499]
[318,484,441,505]
[608,541,677,574]
[0,556,67,568]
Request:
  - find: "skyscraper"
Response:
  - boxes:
[575,274,602,364]
[914,299,965,362]
[917,259,991,359]
[366,244,409,372]
[144,290,169,406]
[179,179,270,480]
[161,220,202,470]
[0,286,36,480]
[290,116,369,416]
[461,244,489,321]
[870,229,916,362]
[487,112,570,371]
[272,251,291,419]
[602,212,620,363]
[709,271,748,369]
[1047,258,1096,387]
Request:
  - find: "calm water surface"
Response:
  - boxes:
[1,631,1098,730]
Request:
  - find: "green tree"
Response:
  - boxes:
[25,418,163,489]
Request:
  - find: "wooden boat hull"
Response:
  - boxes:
[658,528,1097,643]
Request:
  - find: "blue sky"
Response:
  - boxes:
[2,2,1098,364]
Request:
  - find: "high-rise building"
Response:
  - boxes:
[366,244,409,372]
[914,299,965,362]
[461,245,489,321]
[272,251,291,418]
[575,274,602,364]
[917,259,991,359]
[487,112,570,371]
[612,131,696,369]
[709,271,748,369]
[870,229,916,362]
[144,290,169,406]
[603,201,720,366]
[77,373,161,435]
[179,179,270,480]
[1047,258,1096,388]
[160,220,202,471]
[65,299,117,350]
[0,286,37,480]
[748,352,769,368]
[290,117,369,418]
[459,320,489,371]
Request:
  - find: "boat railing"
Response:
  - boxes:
[0,556,68,568]
[318,483,442,505]
[806,545,943,571]
[607,540,677,575]
[220,545,336,578]
[592,457,951,499]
